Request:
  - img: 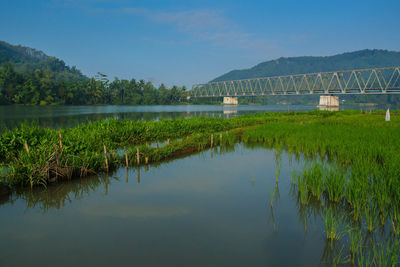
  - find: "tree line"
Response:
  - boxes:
[0,62,187,105]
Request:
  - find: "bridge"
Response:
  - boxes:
[188,67,400,107]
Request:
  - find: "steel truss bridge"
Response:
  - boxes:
[189,67,400,98]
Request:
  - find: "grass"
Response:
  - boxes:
[0,113,274,187]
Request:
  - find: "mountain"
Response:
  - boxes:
[0,40,87,81]
[212,49,400,82]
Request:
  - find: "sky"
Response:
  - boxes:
[0,0,399,88]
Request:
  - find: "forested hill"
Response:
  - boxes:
[0,41,187,105]
[212,49,400,82]
[0,40,86,81]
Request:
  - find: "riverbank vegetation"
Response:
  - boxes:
[1,110,398,187]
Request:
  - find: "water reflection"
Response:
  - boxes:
[9,174,117,212]
[0,104,316,130]
[0,142,394,266]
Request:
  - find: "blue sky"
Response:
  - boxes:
[1,0,399,88]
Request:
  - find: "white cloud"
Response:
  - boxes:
[118,7,276,55]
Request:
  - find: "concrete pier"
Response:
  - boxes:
[318,95,339,110]
[223,97,238,105]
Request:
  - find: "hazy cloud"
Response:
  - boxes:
[118,7,276,54]
[52,2,280,59]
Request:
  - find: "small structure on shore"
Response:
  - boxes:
[317,95,339,109]
[223,97,238,105]
[386,108,390,122]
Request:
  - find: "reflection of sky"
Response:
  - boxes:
[0,145,325,266]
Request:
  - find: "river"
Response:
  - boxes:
[0,105,380,266]
[0,104,317,129]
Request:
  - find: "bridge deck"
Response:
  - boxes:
[189,67,400,97]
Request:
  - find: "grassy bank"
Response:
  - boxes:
[0,110,398,189]
[0,113,280,187]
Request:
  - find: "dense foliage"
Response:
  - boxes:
[0,63,187,105]
[0,40,188,105]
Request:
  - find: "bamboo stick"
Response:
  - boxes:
[211,134,213,148]
[59,133,63,151]
[125,152,129,168]
[24,142,29,153]
[136,147,140,165]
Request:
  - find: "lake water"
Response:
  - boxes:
[0,104,383,266]
[0,144,332,266]
[0,104,316,129]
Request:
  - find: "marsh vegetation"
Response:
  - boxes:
[1,109,399,265]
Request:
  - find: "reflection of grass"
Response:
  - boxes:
[323,207,345,242]
[348,228,362,264]
[15,174,118,212]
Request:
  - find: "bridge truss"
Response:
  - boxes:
[189,67,400,97]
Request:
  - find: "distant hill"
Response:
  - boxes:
[212,49,400,82]
[0,40,87,81]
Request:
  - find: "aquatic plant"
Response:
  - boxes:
[348,227,362,264]
[323,207,345,242]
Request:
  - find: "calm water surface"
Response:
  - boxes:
[0,104,316,129]
[0,145,331,266]
[1,105,383,266]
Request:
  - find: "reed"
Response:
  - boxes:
[323,207,345,242]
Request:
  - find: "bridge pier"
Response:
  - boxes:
[318,95,339,111]
[223,97,238,105]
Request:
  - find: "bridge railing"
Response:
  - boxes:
[189,67,400,97]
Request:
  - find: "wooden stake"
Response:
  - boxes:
[136,147,140,165]
[125,152,129,168]
[167,138,170,145]
[59,133,63,151]
[211,134,213,148]
[145,156,149,164]
[24,142,29,153]
[104,145,108,172]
